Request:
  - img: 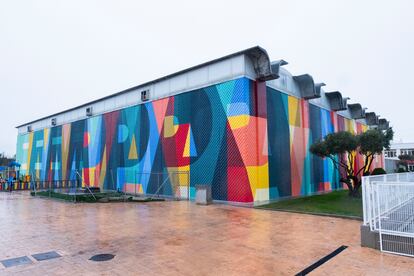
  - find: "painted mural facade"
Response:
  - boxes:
[16,77,383,203]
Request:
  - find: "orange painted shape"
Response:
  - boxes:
[152,98,170,134]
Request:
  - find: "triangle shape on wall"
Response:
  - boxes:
[128,134,138,160]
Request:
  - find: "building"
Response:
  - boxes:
[15,46,388,204]
[384,142,414,172]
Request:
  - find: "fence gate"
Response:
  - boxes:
[136,171,190,200]
[375,182,414,257]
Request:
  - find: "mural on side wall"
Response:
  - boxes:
[16,77,383,203]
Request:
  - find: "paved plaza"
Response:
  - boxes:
[0,192,413,275]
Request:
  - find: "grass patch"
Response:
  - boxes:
[258,190,362,219]
[31,191,113,202]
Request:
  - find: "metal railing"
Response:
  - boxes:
[136,171,190,200]
[0,181,30,191]
[374,182,414,257]
[27,170,191,202]
[31,179,82,202]
[362,172,414,257]
[30,170,98,202]
[362,172,414,230]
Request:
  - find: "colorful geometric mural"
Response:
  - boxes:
[16,77,381,203]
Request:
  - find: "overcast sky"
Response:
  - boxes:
[1,0,413,156]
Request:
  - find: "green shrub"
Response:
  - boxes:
[398,168,407,173]
[371,167,387,175]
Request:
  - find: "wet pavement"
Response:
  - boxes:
[0,191,413,275]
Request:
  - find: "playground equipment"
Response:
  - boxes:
[0,161,29,191]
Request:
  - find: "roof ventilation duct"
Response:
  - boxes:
[270,60,288,78]
[325,91,348,111]
[378,119,390,130]
[348,104,366,119]
[245,47,279,81]
[293,74,320,99]
[365,112,379,126]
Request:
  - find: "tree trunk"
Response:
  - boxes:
[340,177,361,197]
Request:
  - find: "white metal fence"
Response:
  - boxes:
[362,172,414,229]
[362,172,414,257]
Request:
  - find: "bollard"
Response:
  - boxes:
[195,184,212,205]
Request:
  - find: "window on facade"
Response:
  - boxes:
[401,149,414,156]
[141,90,149,101]
[385,150,397,158]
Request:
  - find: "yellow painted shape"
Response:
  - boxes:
[167,166,190,186]
[137,184,143,193]
[228,115,249,130]
[345,118,355,134]
[43,128,49,148]
[128,135,138,160]
[89,167,96,186]
[164,116,178,137]
[61,124,71,180]
[183,128,190,157]
[362,125,368,132]
[82,169,86,188]
[246,164,269,201]
[36,155,40,180]
[99,147,107,190]
[288,96,301,127]
[26,132,34,173]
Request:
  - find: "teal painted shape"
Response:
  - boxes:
[190,187,196,198]
[231,78,250,103]
[29,131,45,177]
[173,116,179,125]
[190,82,233,186]
[70,151,77,180]
[54,164,59,180]
[269,187,279,198]
[117,125,129,143]
[15,134,27,174]
[41,130,50,181]
[301,135,312,195]
[87,115,102,167]
[216,79,236,113]
[124,106,138,129]
[52,137,62,145]
[54,153,59,180]
[282,93,289,120]
[173,93,192,124]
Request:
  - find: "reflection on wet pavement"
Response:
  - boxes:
[0,191,413,275]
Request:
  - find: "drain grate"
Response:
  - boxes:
[1,256,33,268]
[89,254,115,262]
[32,251,61,261]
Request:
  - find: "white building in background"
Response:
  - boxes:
[384,142,414,172]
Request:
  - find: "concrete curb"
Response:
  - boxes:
[255,207,363,221]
